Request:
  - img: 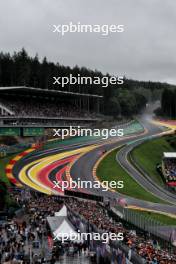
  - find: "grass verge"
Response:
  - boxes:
[131,136,174,187]
[0,154,16,185]
[97,148,167,204]
[130,209,176,226]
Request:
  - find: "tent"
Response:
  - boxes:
[55,205,67,217]
[47,216,66,233]
[53,218,83,242]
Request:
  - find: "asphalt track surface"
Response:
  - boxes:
[71,114,176,214]
[12,142,101,195]
[12,112,176,214]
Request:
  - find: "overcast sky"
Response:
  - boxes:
[0,0,176,84]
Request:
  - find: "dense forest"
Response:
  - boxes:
[0,49,174,117]
[157,88,176,118]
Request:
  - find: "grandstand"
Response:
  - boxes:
[162,152,176,189]
[0,86,103,127]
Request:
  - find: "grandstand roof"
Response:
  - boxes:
[0,86,103,98]
[163,152,176,158]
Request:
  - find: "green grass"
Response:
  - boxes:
[97,148,166,204]
[43,120,144,150]
[131,210,176,226]
[131,136,174,187]
[0,154,16,185]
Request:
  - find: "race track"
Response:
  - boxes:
[9,112,176,215]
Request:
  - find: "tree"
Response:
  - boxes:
[105,97,121,117]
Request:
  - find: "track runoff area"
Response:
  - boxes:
[7,121,144,195]
[7,118,176,212]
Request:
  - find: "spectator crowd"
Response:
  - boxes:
[0,191,176,263]
[0,98,96,119]
[163,158,176,183]
[67,198,176,264]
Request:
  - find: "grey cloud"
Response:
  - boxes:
[0,0,176,84]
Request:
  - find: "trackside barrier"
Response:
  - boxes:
[67,204,145,264]
[111,205,174,252]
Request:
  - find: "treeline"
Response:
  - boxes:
[0,49,173,117]
[158,88,176,118]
